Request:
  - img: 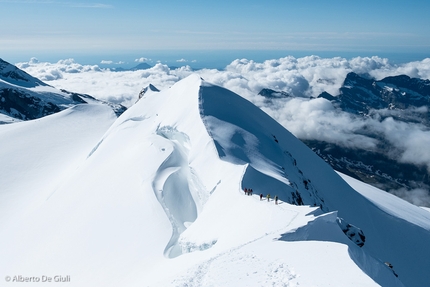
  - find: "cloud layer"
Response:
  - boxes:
[16,55,430,206]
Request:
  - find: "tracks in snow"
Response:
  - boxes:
[171,195,301,286]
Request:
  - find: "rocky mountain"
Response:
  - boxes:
[327,72,430,123]
[0,58,47,88]
[0,58,126,123]
[260,72,430,198]
[303,139,429,192]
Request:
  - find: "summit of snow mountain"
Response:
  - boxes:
[137,83,160,102]
[0,74,429,286]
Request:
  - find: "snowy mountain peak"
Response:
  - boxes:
[125,74,430,285]
[1,74,430,286]
[0,59,126,122]
[137,83,160,102]
[0,58,48,88]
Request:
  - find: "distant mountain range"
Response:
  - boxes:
[259,72,430,194]
[0,58,126,123]
[319,72,430,123]
[111,62,193,72]
[111,62,152,72]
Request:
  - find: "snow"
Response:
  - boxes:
[0,112,21,124]
[0,78,81,109]
[0,58,48,88]
[338,172,430,231]
[0,104,117,223]
[1,74,428,286]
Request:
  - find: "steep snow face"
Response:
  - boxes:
[0,74,427,286]
[197,79,430,287]
[200,82,326,208]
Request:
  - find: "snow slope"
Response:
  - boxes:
[0,74,429,286]
[0,104,118,224]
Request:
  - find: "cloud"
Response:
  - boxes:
[176,58,187,63]
[15,55,430,205]
[17,55,430,109]
[389,187,430,207]
[29,57,39,64]
[16,59,182,107]
[378,117,430,171]
[17,55,430,167]
[100,60,125,65]
[135,57,148,63]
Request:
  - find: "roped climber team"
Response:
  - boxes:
[244,188,253,196]
[243,187,279,204]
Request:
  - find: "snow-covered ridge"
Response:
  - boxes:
[0,58,48,88]
[0,58,126,121]
[1,74,429,286]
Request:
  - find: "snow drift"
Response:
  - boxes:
[1,74,429,286]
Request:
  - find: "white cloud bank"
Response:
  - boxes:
[16,55,430,177]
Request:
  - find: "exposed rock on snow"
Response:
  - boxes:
[137,84,160,102]
[0,58,126,121]
[337,216,366,247]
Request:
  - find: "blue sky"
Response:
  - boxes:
[1,0,429,65]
